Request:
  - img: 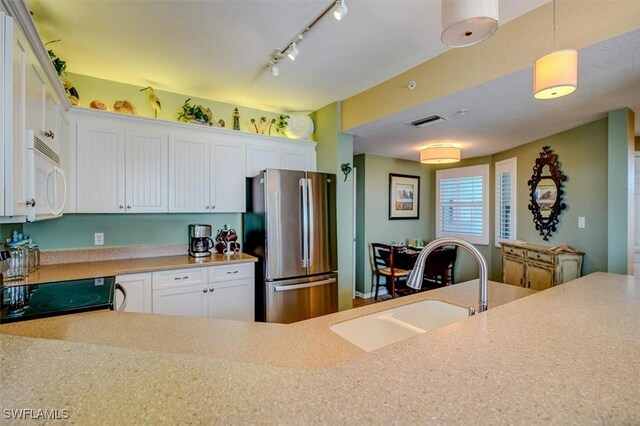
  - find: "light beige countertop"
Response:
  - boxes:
[2,272,639,423]
[4,253,257,286]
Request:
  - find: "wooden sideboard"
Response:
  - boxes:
[501,242,584,291]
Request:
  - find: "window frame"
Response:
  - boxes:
[435,164,490,245]
[495,157,517,248]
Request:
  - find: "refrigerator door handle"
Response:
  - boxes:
[274,278,336,292]
[306,178,314,267]
[299,178,309,268]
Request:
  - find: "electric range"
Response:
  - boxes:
[1,277,118,323]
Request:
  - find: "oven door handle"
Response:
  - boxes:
[115,283,127,311]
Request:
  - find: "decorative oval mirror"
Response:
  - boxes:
[527,146,567,241]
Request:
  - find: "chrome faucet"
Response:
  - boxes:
[406,237,488,312]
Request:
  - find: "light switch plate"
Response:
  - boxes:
[94,232,104,245]
[578,217,586,229]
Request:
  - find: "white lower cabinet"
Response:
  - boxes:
[150,263,254,321]
[153,283,209,318]
[208,263,254,321]
[115,273,152,313]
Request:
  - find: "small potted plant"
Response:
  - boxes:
[177,98,214,126]
[276,114,289,136]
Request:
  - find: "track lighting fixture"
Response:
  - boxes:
[266,0,347,75]
[333,0,348,21]
[286,42,299,61]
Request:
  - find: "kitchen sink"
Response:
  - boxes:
[330,299,472,352]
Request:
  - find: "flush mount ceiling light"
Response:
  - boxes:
[441,0,499,47]
[333,0,348,21]
[420,146,461,164]
[533,0,578,99]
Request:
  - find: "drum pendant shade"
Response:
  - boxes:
[441,0,499,47]
[534,49,578,99]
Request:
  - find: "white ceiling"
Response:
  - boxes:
[351,29,640,160]
[26,0,638,161]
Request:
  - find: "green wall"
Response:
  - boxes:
[0,223,23,245]
[491,118,609,278]
[607,109,635,274]
[67,72,292,136]
[355,154,435,295]
[312,102,354,311]
[354,114,631,293]
[22,213,240,250]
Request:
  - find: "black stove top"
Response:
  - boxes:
[1,277,115,323]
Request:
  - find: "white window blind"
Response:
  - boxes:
[436,164,489,245]
[495,158,517,247]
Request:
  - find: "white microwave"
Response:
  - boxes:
[25,130,67,221]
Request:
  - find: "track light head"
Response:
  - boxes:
[286,42,299,61]
[333,0,348,21]
[271,64,279,77]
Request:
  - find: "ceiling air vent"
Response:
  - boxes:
[409,114,447,128]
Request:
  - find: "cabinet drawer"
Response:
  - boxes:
[502,246,525,257]
[153,267,208,289]
[209,263,254,282]
[526,251,553,264]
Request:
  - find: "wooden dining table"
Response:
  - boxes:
[388,244,457,287]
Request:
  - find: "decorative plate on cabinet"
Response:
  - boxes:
[285,114,314,140]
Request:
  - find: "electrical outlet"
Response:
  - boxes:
[578,217,586,229]
[94,232,104,246]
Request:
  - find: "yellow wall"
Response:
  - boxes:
[342,1,640,131]
[67,72,291,136]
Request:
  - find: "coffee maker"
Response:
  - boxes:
[188,224,214,258]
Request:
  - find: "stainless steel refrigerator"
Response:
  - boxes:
[244,169,338,323]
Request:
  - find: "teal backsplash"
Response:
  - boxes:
[20,213,242,250]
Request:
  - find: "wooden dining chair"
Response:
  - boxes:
[422,247,457,288]
[371,243,411,300]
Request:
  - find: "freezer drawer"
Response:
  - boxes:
[265,274,338,324]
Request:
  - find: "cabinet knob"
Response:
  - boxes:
[211,205,215,210]
[118,205,124,209]
[203,288,208,293]
[44,130,55,139]
[205,206,210,209]
[209,288,214,292]
[126,205,132,209]
[25,198,36,207]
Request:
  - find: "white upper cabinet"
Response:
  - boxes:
[24,54,45,140]
[3,20,28,218]
[211,137,246,212]
[76,118,125,213]
[69,109,316,214]
[168,131,210,213]
[246,144,281,177]
[0,11,10,217]
[245,140,316,177]
[1,3,70,222]
[125,125,168,213]
[76,115,169,213]
[281,150,316,172]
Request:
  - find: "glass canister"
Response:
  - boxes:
[5,246,28,280]
[27,245,40,273]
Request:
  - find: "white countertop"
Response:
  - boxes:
[1,272,639,424]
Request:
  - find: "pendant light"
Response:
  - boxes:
[533,0,577,100]
[441,0,499,47]
[420,146,461,164]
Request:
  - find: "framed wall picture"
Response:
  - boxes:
[389,173,420,220]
